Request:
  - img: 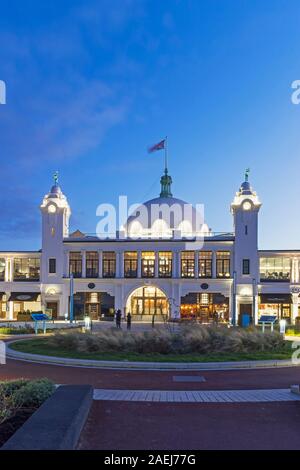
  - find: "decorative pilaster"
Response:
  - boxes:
[137,251,142,278]
[292,293,299,323]
[154,252,159,278]
[194,251,199,278]
[82,251,86,278]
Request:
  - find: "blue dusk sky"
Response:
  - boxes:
[0,0,300,250]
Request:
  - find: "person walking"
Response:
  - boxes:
[116,309,122,329]
[127,311,132,330]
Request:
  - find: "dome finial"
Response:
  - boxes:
[53,170,59,186]
[245,167,250,182]
[160,168,173,197]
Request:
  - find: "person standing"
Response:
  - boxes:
[116,309,122,329]
[127,312,132,330]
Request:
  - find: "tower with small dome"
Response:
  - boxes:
[231,169,262,324]
[40,172,71,285]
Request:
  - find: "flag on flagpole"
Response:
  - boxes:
[148,139,165,153]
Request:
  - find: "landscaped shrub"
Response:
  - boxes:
[0,326,35,335]
[50,325,286,355]
[0,378,55,425]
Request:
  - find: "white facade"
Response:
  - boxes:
[0,172,299,325]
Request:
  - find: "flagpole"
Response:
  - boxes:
[165,136,168,172]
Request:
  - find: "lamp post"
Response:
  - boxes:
[69,273,74,323]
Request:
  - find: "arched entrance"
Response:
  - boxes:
[126,286,169,321]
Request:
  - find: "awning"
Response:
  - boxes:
[212,294,229,305]
[259,294,292,304]
[8,292,40,302]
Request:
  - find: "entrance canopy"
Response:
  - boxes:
[259,294,292,304]
[8,292,40,302]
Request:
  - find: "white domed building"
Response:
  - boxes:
[0,169,299,326]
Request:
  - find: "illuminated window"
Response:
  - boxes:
[86,252,99,278]
[159,252,172,278]
[69,252,82,278]
[124,252,138,278]
[103,252,116,278]
[216,251,231,278]
[141,252,155,278]
[199,251,212,278]
[14,258,40,281]
[181,251,195,278]
[260,257,290,281]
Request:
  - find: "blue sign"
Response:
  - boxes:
[31,313,50,321]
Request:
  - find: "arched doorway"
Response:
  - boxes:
[126,286,169,321]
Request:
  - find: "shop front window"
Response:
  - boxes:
[199,251,212,278]
[86,252,99,278]
[14,258,40,281]
[180,292,229,322]
[216,251,231,278]
[124,252,138,278]
[0,258,5,281]
[159,252,172,278]
[103,252,116,278]
[260,257,291,281]
[141,252,155,278]
[181,251,195,278]
[69,252,82,278]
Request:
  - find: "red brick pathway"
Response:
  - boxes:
[78,401,300,450]
[1,358,300,390]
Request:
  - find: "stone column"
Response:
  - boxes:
[6,293,13,321]
[212,251,217,278]
[98,251,103,278]
[5,257,9,282]
[137,251,142,278]
[292,258,299,283]
[194,251,199,278]
[82,251,86,278]
[172,251,177,278]
[154,252,159,278]
[292,293,299,324]
[119,252,124,278]
[177,251,182,279]
[9,257,13,282]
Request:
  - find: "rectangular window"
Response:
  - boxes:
[86,252,99,278]
[103,252,116,278]
[69,252,82,278]
[141,252,155,278]
[0,258,5,281]
[14,258,40,281]
[49,258,56,274]
[124,252,138,278]
[181,251,195,278]
[159,252,172,278]
[242,259,250,275]
[216,251,231,278]
[199,251,212,278]
[259,257,290,281]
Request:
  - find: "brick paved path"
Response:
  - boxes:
[93,388,300,402]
